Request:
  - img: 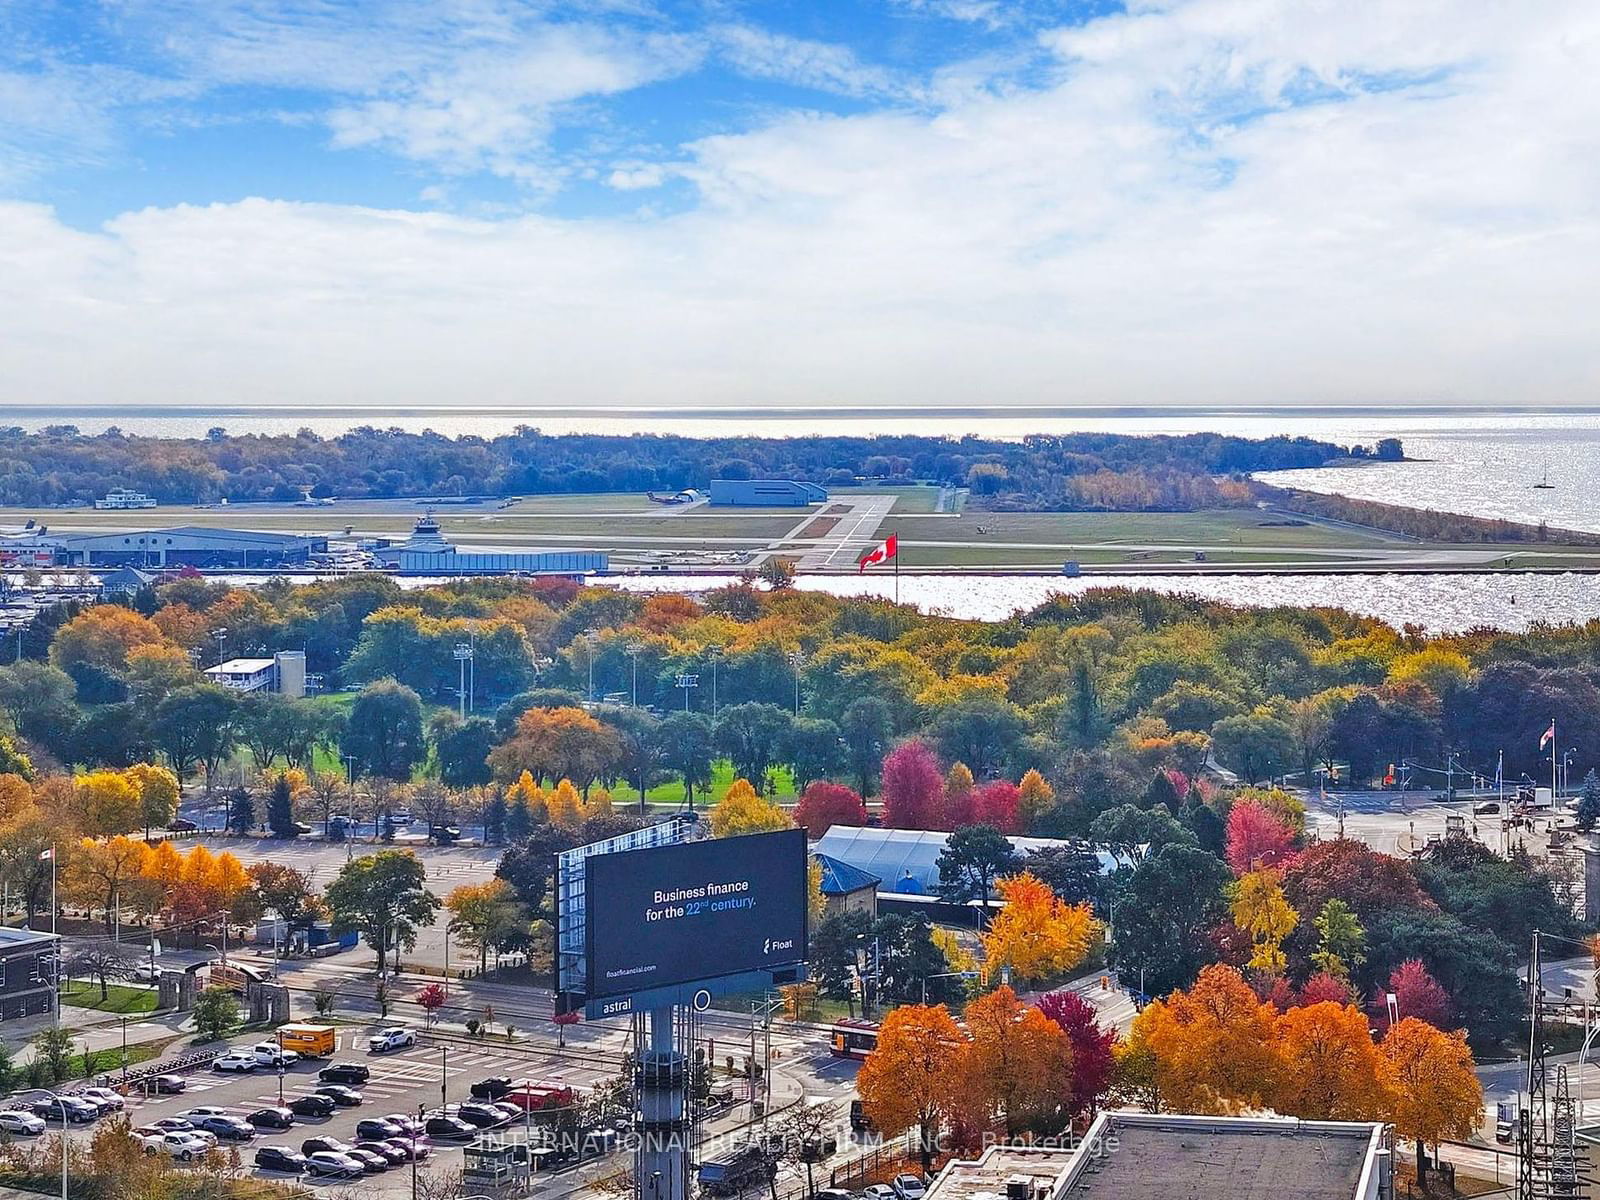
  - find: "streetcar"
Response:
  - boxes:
[827,1019,879,1060]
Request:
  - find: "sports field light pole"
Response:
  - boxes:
[787,650,803,717]
[707,645,723,719]
[584,629,600,701]
[453,643,473,718]
[675,674,698,713]
[627,642,644,707]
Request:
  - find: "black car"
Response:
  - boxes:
[287,1094,336,1118]
[470,1076,513,1101]
[247,1107,295,1130]
[455,1103,509,1129]
[197,1115,255,1142]
[317,1062,370,1085]
[348,1148,389,1174]
[33,1098,96,1124]
[355,1140,408,1166]
[355,1118,403,1141]
[254,1146,307,1173]
[146,1075,187,1095]
[313,1084,363,1107]
[301,1136,352,1157]
[424,1115,476,1140]
[168,818,198,833]
[383,1138,431,1162]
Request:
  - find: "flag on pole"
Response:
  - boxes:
[1540,720,1556,749]
[858,533,898,573]
[37,847,52,862]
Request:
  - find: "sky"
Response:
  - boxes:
[2,0,1598,410]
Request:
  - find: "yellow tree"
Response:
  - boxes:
[856,1003,966,1168]
[1379,1018,1482,1187]
[69,836,150,935]
[958,986,1073,1137]
[49,605,169,673]
[506,772,549,827]
[1275,1001,1383,1121]
[980,872,1096,984]
[1124,964,1281,1114]
[140,839,184,912]
[931,927,978,974]
[1229,869,1298,975]
[0,773,31,823]
[807,857,826,924]
[211,852,253,920]
[446,879,529,973]
[1016,769,1055,831]
[125,763,181,835]
[944,762,975,798]
[547,779,584,828]
[710,778,794,838]
[76,771,143,837]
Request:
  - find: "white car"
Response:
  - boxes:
[131,963,163,983]
[183,1107,235,1123]
[892,1175,927,1200]
[368,1027,415,1053]
[0,1110,45,1135]
[306,1150,366,1179]
[863,1186,897,1200]
[253,1042,300,1068]
[79,1087,126,1113]
[211,1052,259,1073]
[136,1127,210,1161]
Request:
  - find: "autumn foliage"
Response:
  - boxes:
[980,872,1097,984]
[1224,799,1297,872]
[792,781,868,838]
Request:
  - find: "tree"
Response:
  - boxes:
[1379,1018,1482,1187]
[34,1026,74,1081]
[856,1003,965,1168]
[1275,1001,1382,1121]
[1024,842,1101,906]
[1224,800,1296,872]
[0,660,77,744]
[981,872,1096,984]
[483,791,508,846]
[192,985,241,1042]
[1089,804,1194,863]
[342,679,427,781]
[1229,870,1297,975]
[446,879,529,973]
[75,771,142,837]
[50,605,167,674]
[68,835,149,936]
[714,702,794,792]
[809,909,874,1007]
[1036,989,1116,1118]
[1109,843,1232,997]
[69,944,132,1002]
[324,849,442,974]
[246,862,323,934]
[840,697,893,795]
[1310,899,1366,979]
[936,824,1019,905]
[151,684,239,787]
[1579,769,1600,833]
[1210,709,1294,784]
[489,706,622,790]
[1016,768,1055,831]
[958,986,1071,1137]
[266,774,297,837]
[226,786,254,835]
[793,781,867,838]
[1123,964,1280,1114]
[125,763,179,836]
[1387,958,1452,1029]
[785,717,843,790]
[601,706,664,807]
[709,779,794,838]
[432,715,496,789]
[653,712,714,807]
[881,740,944,830]
[416,982,447,1027]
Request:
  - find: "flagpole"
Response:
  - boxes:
[50,843,57,1029]
[1552,717,1558,801]
[894,532,900,606]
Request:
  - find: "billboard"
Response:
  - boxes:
[584,828,808,1007]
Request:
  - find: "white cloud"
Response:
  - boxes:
[3,0,1599,408]
[711,25,917,102]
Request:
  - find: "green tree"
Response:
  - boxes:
[809,909,874,1006]
[266,774,297,837]
[324,849,442,974]
[1578,769,1600,834]
[483,792,508,846]
[226,787,254,835]
[1311,898,1367,979]
[192,985,241,1042]
[714,702,794,792]
[1024,843,1102,906]
[839,696,893,795]
[1108,843,1232,997]
[341,679,427,781]
[33,1027,73,1082]
[929,694,1028,779]
[935,823,1020,905]
[598,706,664,806]
[430,714,496,789]
[1210,708,1295,784]
[1088,804,1195,863]
[151,684,239,786]
[785,717,844,790]
[654,712,714,807]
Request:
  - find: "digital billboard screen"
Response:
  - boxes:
[585,828,808,1002]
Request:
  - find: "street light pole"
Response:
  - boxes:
[584,629,599,701]
[627,641,643,708]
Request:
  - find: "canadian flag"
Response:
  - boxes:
[858,534,898,573]
[37,847,53,862]
[1540,721,1556,749]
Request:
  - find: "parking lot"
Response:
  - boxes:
[25,1025,627,1194]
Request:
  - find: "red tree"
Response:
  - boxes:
[1280,838,1434,920]
[881,741,945,830]
[973,781,1021,834]
[415,983,447,1027]
[1035,989,1116,1117]
[1224,801,1296,872]
[793,782,868,838]
[1387,958,1453,1028]
[1297,971,1356,1008]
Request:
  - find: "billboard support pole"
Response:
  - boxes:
[636,1004,691,1200]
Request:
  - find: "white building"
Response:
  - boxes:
[203,650,306,697]
[93,488,158,509]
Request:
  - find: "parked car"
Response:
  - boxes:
[131,963,162,983]
[355,1140,408,1166]
[862,1186,897,1200]
[77,1087,126,1114]
[287,1094,337,1118]
[470,1076,514,1100]
[314,1084,363,1107]
[817,1190,858,1200]
[355,1117,404,1141]
[254,1146,308,1173]
[253,1042,300,1068]
[347,1147,390,1174]
[318,1062,370,1085]
[384,1138,431,1162]
[453,1102,510,1129]
[33,1096,97,1124]
[168,818,198,833]
[305,1150,365,1179]
[300,1136,352,1157]
[424,1114,476,1140]
[183,1107,233,1122]
[383,1113,425,1137]
[138,1129,211,1161]
[196,1115,256,1142]
[151,1118,216,1146]
[1497,1119,1515,1144]
[892,1174,927,1200]
[368,1027,416,1053]
[247,1107,295,1130]
[211,1052,259,1073]
[849,1100,872,1133]
[145,1074,187,1095]
[0,1110,46,1135]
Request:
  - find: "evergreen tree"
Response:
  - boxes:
[226,787,255,835]
[505,796,532,842]
[267,775,297,837]
[483,793,508,846]
[1577,769,1600,833]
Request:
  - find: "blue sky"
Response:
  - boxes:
[1,1,1597,408]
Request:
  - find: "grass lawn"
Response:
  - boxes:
[61,980,159,1015]
[829,484,944,514]
[893,508,1408,550]
[615,761,797,811]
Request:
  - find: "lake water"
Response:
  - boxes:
[607,571,1599,634]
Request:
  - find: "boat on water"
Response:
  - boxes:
[1533,460,1555,488]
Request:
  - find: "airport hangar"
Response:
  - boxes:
[44,526,327,568]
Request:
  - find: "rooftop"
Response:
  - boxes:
[812,852,881,896]
[206,658,276,673]
[0,926,58,948]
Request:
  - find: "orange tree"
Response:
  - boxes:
[1123,964,1280,1114]
[980,872,1096,984]
[1275,1001,1382,1121]
[957,986,1072,1138]
[856,1003,965,1168]
[488,706,622,790]
[1379,1017,1482,1187]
